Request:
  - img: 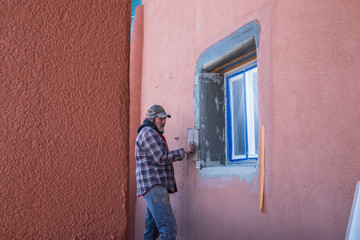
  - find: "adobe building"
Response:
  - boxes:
[2,0,360,239]
[130,0,360,239]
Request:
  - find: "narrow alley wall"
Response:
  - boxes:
[1,0,130,239]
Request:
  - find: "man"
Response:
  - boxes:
[135,104,194,240]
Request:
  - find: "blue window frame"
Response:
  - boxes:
[225,61,258,164]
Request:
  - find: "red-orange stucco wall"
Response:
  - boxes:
[131,0,360,239]
[1,1,130,239]
[129,5,144,240]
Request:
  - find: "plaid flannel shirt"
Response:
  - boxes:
[136,126,185,197]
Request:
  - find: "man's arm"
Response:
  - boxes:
[142,129,185,165]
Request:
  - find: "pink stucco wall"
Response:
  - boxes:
[130,0,360,239]
[1,1,130,239]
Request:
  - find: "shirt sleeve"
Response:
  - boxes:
[142,128,185,165]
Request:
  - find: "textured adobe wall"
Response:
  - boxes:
[1,0,130,239]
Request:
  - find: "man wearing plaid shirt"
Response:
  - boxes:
[136,105,194,240]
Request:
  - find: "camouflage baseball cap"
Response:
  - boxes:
[146,105,171,118]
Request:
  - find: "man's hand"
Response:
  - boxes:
[183,142,195,154]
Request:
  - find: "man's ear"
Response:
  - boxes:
[148,117,154,122]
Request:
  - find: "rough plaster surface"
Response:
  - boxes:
[1,1,130,239]
[194,73,225,167]
[132,0,360,240]
[199,166,257,184]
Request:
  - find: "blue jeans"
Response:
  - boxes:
[143,185,177,240]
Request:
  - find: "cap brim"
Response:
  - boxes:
[157,113,171,118]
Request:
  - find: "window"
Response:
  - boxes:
[225,62,258,164]
[194,21,260,169]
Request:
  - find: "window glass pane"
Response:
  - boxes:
[245,68,258,157]
[230,75,246,157]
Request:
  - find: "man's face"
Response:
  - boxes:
[154,117,166,132]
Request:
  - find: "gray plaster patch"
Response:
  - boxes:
[199,165,257,184]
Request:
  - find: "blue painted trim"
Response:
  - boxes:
[226,73,232,162]
[226,63,258,164]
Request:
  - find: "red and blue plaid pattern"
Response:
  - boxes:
[136,126,185,196]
